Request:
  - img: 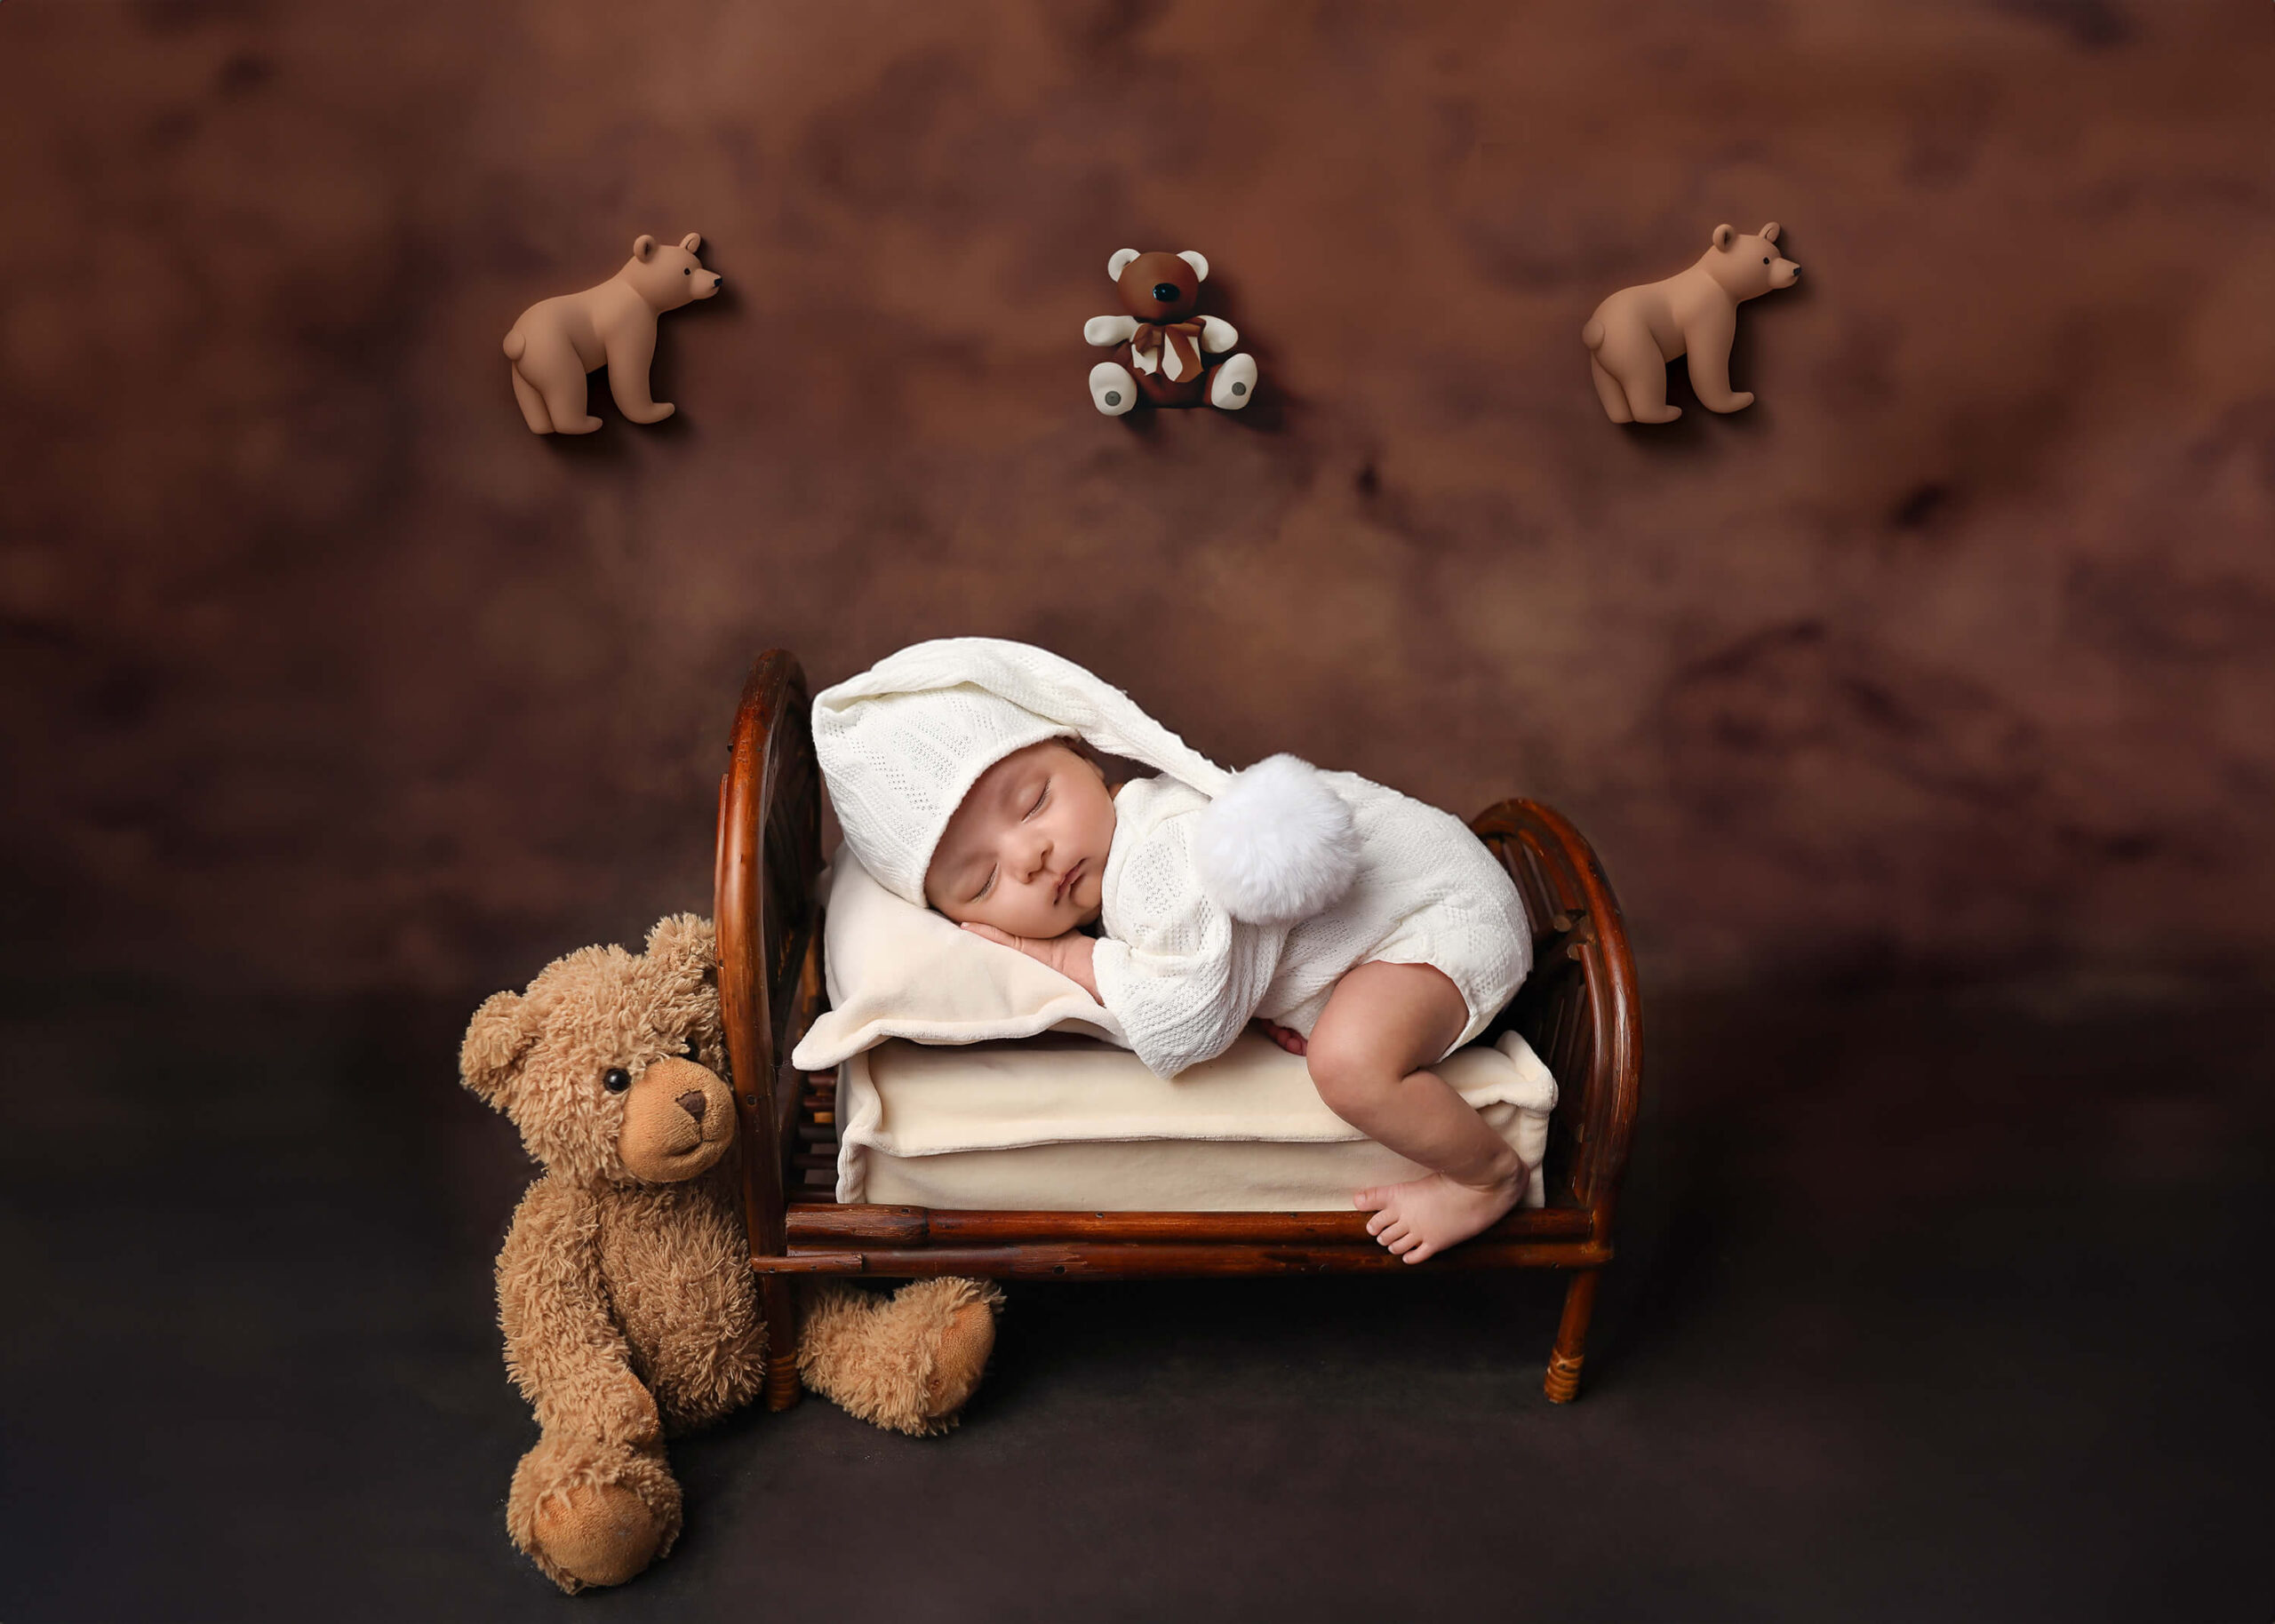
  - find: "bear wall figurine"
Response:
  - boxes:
[1582,222,1800,424]
[460,914,1002,1592]
[1084,249,1258,415]
[503,233,722,434]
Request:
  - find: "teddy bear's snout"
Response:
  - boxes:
[675,1088,708,1126]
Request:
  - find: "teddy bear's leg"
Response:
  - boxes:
[795,1277,1004,1437]
[1208,353,1258,410]
[507,1431,682,1594]
[522,337,603,434]
[1090,361,1140,416]
[603,322,676,425]
[1588,355,1635,425]
[1602,333,1680,424]
[509,365,557,434]
[1680,309,1753,413]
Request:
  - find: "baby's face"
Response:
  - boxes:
[924,741,1115,937]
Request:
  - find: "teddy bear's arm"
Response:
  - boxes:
[1084,314,1138,347]
[1197,315,1239,354]
[497,1179,662,1446]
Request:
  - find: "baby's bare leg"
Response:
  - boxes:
[1305,961,1528,1263]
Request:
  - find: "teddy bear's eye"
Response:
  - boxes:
[603,1067,631,1094]
[683,1035,701,1059]
[682,267,691,275]
[1762,258,1770,265]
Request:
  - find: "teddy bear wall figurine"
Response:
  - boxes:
[460,913,1002,1592]
[1083,249,1259,415]
[503,233,722,434]
[1582,222,1800,424]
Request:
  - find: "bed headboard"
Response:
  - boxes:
[1470,800,1643,1218]
[714,650,824,1260]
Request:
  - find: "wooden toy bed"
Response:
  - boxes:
[714,651,1642,1411]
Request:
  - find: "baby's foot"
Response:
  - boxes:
[1253,1018,1307,1056]
[1353,1165,1528,1264]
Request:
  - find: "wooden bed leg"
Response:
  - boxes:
[1544,1268,1600,1404]
[761,1275,802,1412]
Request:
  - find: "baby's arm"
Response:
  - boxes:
[961,923,1098,1000]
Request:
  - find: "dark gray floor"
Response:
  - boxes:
[4,983,2269,1622]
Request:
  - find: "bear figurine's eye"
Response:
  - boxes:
[1763,258,1771,265]
[683,267,691,275]
[603,1067,631,1094]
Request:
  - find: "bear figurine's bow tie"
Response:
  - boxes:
[1130,319,1206,382]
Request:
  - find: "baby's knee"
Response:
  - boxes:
[1305,1036,1389,1115]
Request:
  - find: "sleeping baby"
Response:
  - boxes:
[811,638,1534,1262]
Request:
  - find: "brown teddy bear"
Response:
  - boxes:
[502,233,723,434]
[1084,248,1258,415]
[460,913,1002,1592]
[1582,222,1800,424]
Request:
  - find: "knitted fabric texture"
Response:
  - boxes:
[1095,773,1535,1079]
[812,638,1233,907]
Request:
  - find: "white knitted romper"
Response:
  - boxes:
[1089,772,1533,1079]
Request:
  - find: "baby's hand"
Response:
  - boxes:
[961,922,1100,1000]
[1254,1018,1308,1056]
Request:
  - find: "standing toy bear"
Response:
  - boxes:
[503,233,722,434]
[460,914,1002,1592]
[1083,249,1258,415]
[1583,222,1800,424]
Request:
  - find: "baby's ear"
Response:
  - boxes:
[461,990,536,1109]
[645,912,716,984]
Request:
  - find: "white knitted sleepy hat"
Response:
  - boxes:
[812,637,1359,924]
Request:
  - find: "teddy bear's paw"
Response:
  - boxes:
[1089,361,1139,416]
[507,1433,682,1593]
[797,1278,1003,1436]
[533,1479,665,1590]
[919,1288,1002,1421]
[1209,353,1257,410]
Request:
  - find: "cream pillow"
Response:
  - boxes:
[788,851,1127,1071]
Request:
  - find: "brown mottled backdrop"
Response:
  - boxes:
[2,0,2269,999]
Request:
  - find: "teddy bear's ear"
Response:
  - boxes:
[1712,224,1736,251]
[1760,222,1780,244]
[644,912,717,983]
[633,234,658,260]
[1177,251,1209,283]
[1107,248,1140,281]
[460,990,537,1110]
[679,232,702,254]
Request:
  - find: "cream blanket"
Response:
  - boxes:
[834,1028,1558,1212]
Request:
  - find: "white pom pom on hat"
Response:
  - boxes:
[811,639,1359,925]
[1192,753,1361,925]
